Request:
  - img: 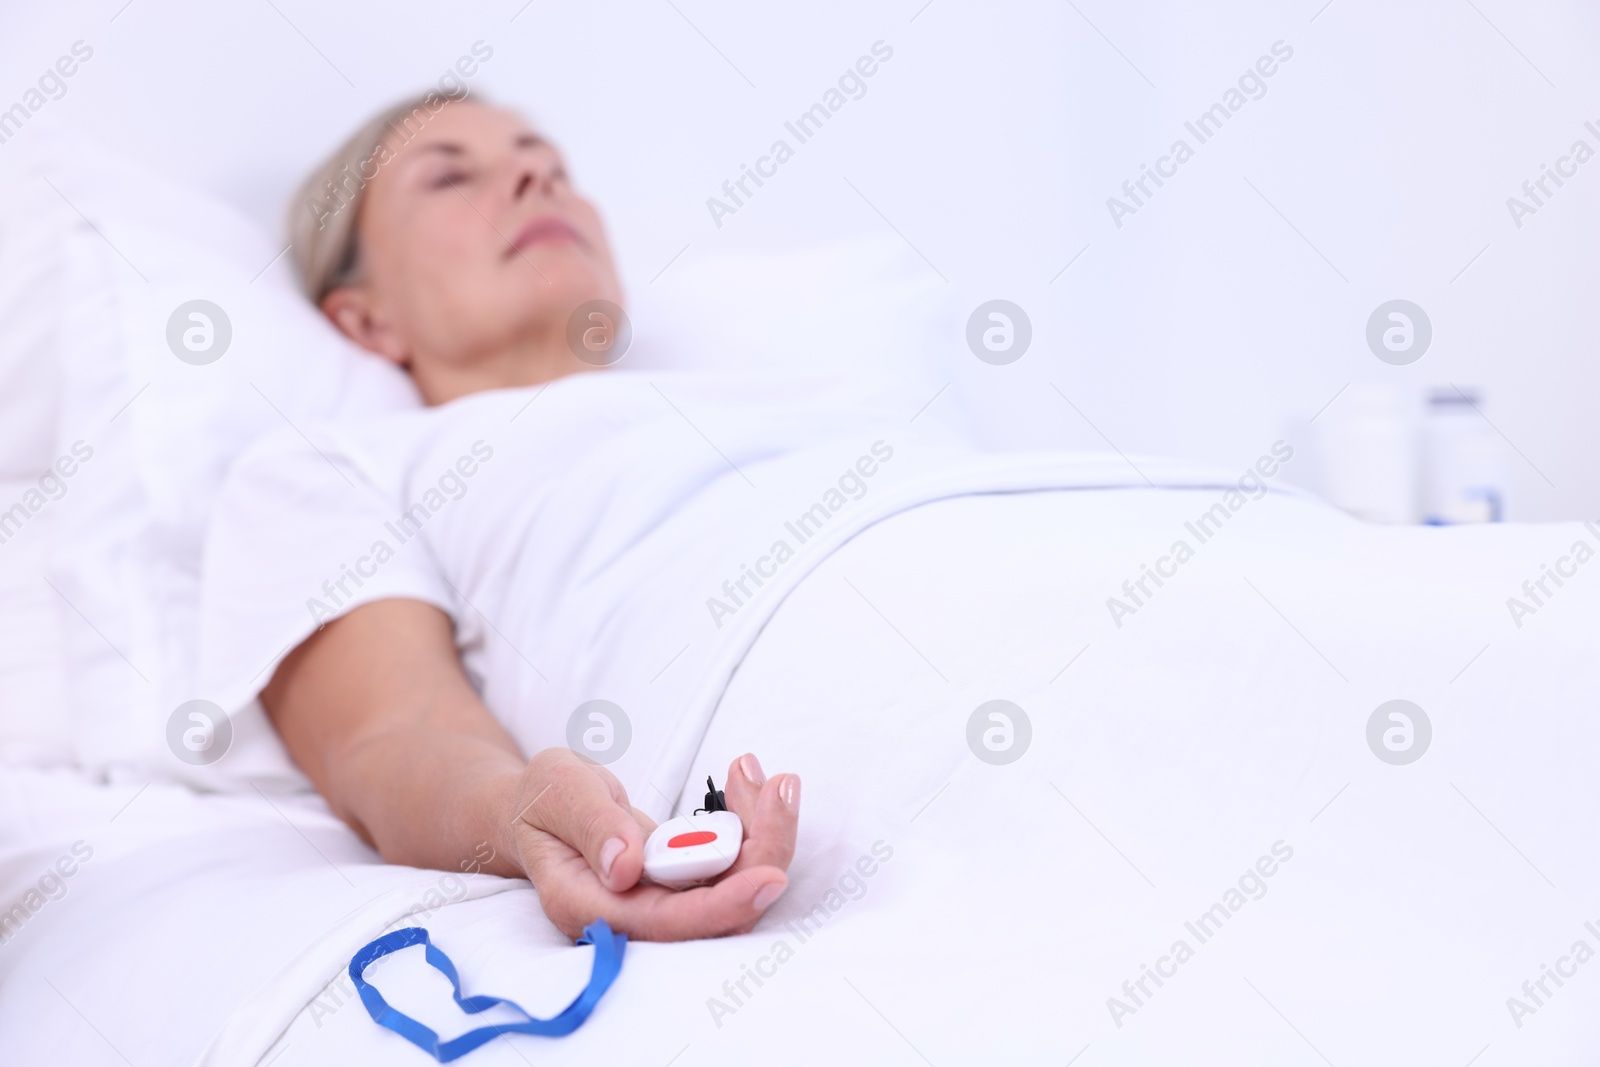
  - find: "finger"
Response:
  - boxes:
[590,762,633,808]
[722,753,765,817]
[725,771,800,875]
[630,805,658,837]
[542,856,790,942]
[521,751,645,892]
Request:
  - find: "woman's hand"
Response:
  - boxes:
[507,749,800,942]
[261,601,798,943]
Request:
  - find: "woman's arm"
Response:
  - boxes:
[261,597,798,940]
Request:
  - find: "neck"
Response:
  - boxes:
[410,323,593,406]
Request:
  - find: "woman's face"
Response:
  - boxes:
[324,100,622,403]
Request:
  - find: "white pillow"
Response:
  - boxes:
[0,148,106,767]
[0,152,65,482]
[0,481,70,767]
[14,129,420,785]
[629,233,957,406]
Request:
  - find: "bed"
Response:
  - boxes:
[2,119,1598,1067]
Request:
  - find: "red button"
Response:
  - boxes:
[667,830,718,848]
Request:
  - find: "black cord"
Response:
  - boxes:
[694,775,727,814]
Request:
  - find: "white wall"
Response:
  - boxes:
[4,0,1596,518]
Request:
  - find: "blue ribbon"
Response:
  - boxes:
[348,920,626,1062]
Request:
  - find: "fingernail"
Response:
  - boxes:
[599,837,626,878]
[740,753,766,786]
[752,882,786,910]
[779,775,800,810]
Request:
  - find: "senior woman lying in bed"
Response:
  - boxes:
[259,95,800,943]
[227,92,1223,952]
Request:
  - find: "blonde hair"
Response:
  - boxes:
[287,90,478,303]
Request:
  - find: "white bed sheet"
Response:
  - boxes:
[3,485,1598,1065]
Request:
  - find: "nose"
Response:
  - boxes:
[510,158,555,203]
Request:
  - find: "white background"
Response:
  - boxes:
[3,0,1596,519]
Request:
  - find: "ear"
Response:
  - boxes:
[320,286,410,368]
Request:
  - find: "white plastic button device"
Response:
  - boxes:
[643,777,743,889]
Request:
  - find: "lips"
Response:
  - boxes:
[506,215,583,256]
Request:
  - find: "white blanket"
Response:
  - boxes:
[4,377,1597,1064]
[197,369,1247,812]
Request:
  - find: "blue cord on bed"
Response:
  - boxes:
[348,920,626,1061]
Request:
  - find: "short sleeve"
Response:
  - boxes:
[198,422,456,716]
